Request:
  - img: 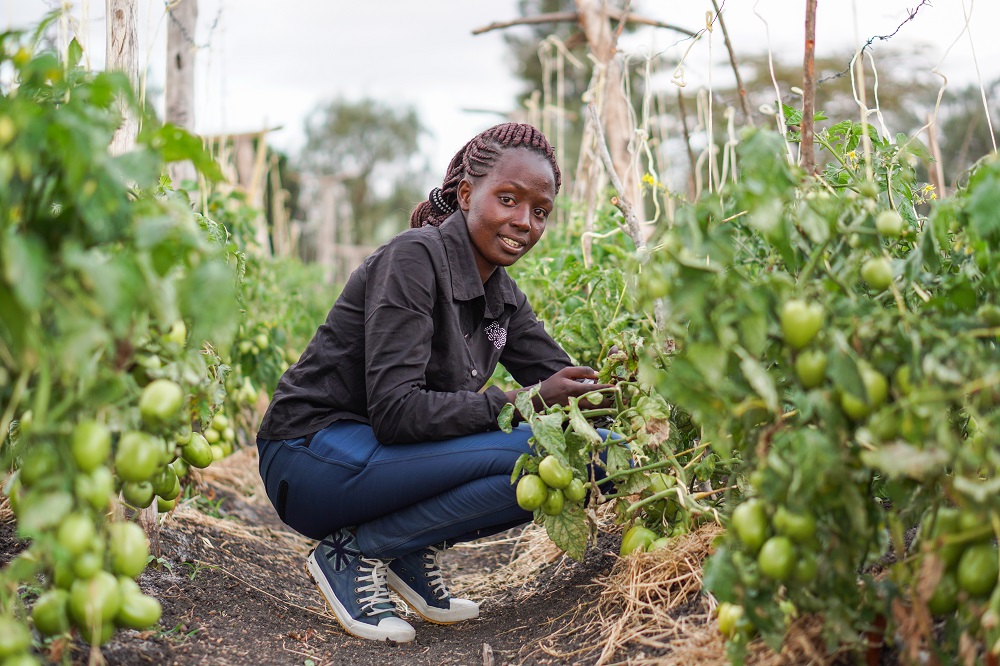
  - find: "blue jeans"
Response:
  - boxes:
[258,421,612,559]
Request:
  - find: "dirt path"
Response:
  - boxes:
[48,448,621,666]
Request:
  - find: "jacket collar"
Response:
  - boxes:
[439,211,518,319]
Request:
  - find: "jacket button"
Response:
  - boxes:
[471,369,478,377]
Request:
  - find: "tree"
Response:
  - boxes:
[301,98,427,245]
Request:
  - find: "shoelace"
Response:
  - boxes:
[355,557,394,617]
[422,546,449,601]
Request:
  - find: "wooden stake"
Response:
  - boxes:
[106,0,138,156]
[166,0,199,186]
[801,0,819,175]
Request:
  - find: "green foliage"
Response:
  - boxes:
[640,120,1000,660]
[0,30,241,647]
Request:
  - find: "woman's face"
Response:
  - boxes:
[457,147,556,283]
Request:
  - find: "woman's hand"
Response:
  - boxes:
[504,366,615,415]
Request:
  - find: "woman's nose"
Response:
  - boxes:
[511,206,531,230]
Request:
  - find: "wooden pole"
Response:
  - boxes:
[107,0,139,156]
[108,0,159,552]
[576,0,639,215]
[166,0,198,186]
[801,0,819,175]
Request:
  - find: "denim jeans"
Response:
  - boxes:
[257,420,612,559]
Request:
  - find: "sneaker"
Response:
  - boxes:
[306,528,415,642]
[386,544,479,624]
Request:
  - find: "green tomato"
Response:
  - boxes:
[793,551,819,583]
[0,616,31,657]
[794,349,827,389]
[928,571,959,615]
[152,466,178,498]
[211,413,230,430]
[861,257,894,292]
[564,478,588,503]
[75,466,114,511]
[73,551,104,580]
[780,299,824,350]
[649,536,670,551]
[717,602,744,638]
[731,499,769,553]
[157,496,177,512]
[57,513,97,556]
[875,210,904,238]
[204,427,220,444]
[758,536,797,581]
[537,456,573,490]
[957,542,999,598]
[859,181,879,198]
[108,522,149,578]
[182,432,214,469]
[115,592,162,630]
[254,333,269,349]
[115,431,161,482]
[648,472,676,495]
[165,320,187,347]
[516,474,548,511]
[72,421,112,472]
[773,507,817,544]
[122,481,155,509]
[32,589,70,636]
[138,379,185,427]
[620,525,657,557]
[978,304,1000,328]
[541,488,565,516]
[840,364,889,421]
[70,571,122,629]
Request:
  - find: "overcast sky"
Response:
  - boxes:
[5,1,999,174]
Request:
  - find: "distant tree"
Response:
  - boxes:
[301,98,427,245]
[936,78,1000,189]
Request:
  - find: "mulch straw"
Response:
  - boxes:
[532,524,723,665]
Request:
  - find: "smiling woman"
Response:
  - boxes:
[255,123,613,644]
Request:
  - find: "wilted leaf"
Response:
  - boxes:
[860,443,947,481]
[498,403,514,434]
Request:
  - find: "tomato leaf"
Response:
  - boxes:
[737,349,778,413]
[509,453,529,485]
[543,503,588,562]
[567,401,601,447]
[497,403,514,434]
[530,412,566,459]
[514,387,537,422]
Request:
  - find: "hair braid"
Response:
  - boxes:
[410,122,561,228]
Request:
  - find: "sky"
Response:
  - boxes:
[4,0,999,175]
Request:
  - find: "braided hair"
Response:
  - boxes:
[410,123,561,228]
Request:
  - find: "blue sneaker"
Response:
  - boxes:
[306,529,415,642]
[386,544,479,624]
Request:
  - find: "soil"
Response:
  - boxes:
[2,448,633,666]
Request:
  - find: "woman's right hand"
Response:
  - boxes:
[505,366,615,414]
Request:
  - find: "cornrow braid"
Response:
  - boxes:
[410,122,561,228]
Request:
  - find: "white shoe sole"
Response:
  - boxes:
[307,552,415,642]
[386,568,480,624]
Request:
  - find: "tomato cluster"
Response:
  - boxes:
[516,455,587,516]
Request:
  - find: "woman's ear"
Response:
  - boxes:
[457,178,472,212]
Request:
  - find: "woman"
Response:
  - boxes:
[256,123,611,642]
